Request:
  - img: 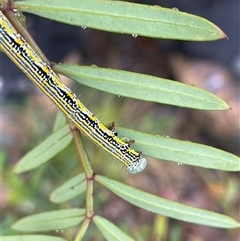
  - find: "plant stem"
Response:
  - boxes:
[68,119,95,240]
[74,218,91,241]
[68,119,93,178]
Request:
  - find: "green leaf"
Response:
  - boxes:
[117,128,240,171]
[50,173,86,203]
[53,111,67,133]
[14,125,72,174]
[96,176,240,229]
[94,215,134,241]
[1,235,68,241]
[12,209,85,232]
[15,0,226,41]
[54,64,228,110]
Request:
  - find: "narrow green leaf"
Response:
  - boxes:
[117,128,240,171]
[54,64,228,110]
[53,111,67,133]
[1,235,68,241]
[15,0,226,40]
[96,176,240,229]
[94,215,134,241]
[50,173,86,203]
[12,209,85,232]
[14,125,72,174]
